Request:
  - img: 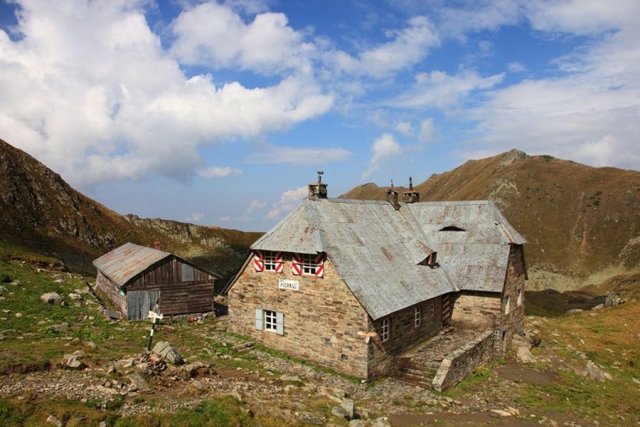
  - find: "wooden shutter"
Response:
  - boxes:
[275,252,284,273]
[255,309,263,330]
[291,253,302,275]
[254,251,264,272]
[276,312,284,335]
[314,253,324,278]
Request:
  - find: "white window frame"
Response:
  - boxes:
[255,309,284,335]
[301,254,318,276]
[381,318,390,342]
[505,295,511,314]
[263,252,279,272]
[414,306,422,327]
[517,288,523,306]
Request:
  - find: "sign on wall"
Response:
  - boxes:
[278,279,299,291]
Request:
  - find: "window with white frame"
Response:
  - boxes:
[505,295,511,314]
[302,254,319,275]
[414,306,422,327]
[255,309,284,335]
[381,318,390,342]
[292,253,325,277]
[263,252,279,272]
[517,289,523,306]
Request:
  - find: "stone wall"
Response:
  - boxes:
[228,253,371,378]
[498,245,526,354]
[431,330,494,392]
[451,291,500,329]
[367,297,442,379]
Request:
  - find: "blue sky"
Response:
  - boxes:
[1,0,639,232]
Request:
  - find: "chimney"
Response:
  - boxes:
[153,241,161,250]
[387,180,400,210]
[308,171,328,200]
[402,176,420,204]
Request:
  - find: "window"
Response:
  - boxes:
[254,251,283,273]
[504,295,511,314]
[381,318,390,342]
[181,264,194,282]
[430,302,436,317]
[292,253,324,277]
[517,289,523,306]
[255,309,284,335]
[414,306,422,327]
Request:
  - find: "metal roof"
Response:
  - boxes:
[93,242,173,287]
[252,198,457,320]
[406,200,526,292]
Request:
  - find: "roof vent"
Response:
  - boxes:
[402,177,420,203]
[308,171,328,200]
[387,180,400,210]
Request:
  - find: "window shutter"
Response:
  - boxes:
[276,312,284,335]
[291,253,301,275]
[314,253,324,278]
[255,309,263,330]
[275,252,284,273]
[254,251,264,272]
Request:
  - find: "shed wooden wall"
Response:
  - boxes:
[126,257,216,316]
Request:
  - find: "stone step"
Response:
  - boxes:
[392,372,434,388]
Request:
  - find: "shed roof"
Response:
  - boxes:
[251,198,457,320]
[93,242,173,287]
[406,200,526,292]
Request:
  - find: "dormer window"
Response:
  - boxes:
[439,225,466,232]
[254,251,284,273]
[419,252,437,267]
[292,253,325,278]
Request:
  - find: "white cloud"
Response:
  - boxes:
[361,133,402,179]
[185,212,205,222]
[170,2,315,75]
[395,121,413,137]
[265,186,307,220]
[418,119,435,144]
[198,166,243,179]
[237,199,267,221]
[246,142,352,165]
[0,0,333,188]
[392,69,505,109]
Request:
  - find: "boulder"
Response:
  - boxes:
[152,341,184,365]
[41,292,63,304]
[580,361,612,382]
[128,373,150,391]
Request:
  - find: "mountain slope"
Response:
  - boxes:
[342,150,640,290]
[0,138,261,283]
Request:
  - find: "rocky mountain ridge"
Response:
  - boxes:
[0,138,261,283]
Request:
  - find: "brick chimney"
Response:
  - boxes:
[153,241,161,250]
[308,171,328,200]
[387,180,400,210]
[402,177,420,203]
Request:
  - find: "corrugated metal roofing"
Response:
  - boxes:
[406,200,526,292]
[252,198,456,320]
[92,242,173,287]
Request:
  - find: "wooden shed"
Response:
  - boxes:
[93,242,220,320]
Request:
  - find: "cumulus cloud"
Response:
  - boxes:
[198,166,243,179]
[418,119,435,144]
[265,186,308,220]
[0,0,333,188]
[237,199,268,221]
[361,133,402,179]
[395,121,413,137]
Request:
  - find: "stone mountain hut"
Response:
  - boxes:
[93,242,220,320]
[224,174,527,389]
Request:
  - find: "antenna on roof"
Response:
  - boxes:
[409,176,413,191]
[390,179,394,189]
[317,171,324,184]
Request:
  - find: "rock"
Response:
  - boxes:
[182,361,205,377]
[50,323,70,333]
[341,400,356,420]
[280,375,301,382]
[491,409,513,417]
[0,285,8,295]
[580,361,612,382]
[103,309,122,320]
[64,351,85,370]
[152,341,184,366]
[68,293,82,300]
[349,421,366,427]
[46,415,63,426]
[331,405,349,419]
[370,417,391,427]
[128,373,150,391]
[41,292,63,304]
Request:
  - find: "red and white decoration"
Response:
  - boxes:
[254,251,284,273]
[292,253,325,278]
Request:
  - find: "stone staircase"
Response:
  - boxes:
[392,357,441,388]
[391,327,484,388]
